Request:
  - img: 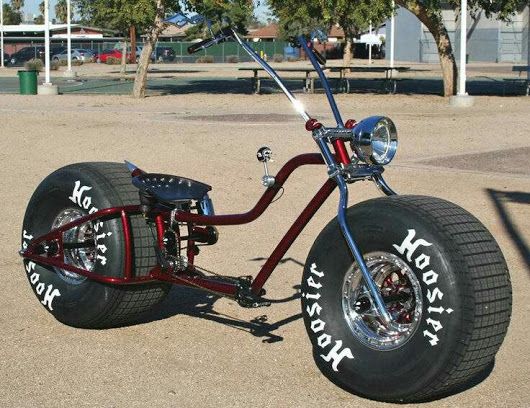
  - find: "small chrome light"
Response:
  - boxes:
[351,116,398,165]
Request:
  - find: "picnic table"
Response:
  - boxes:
[328,66,411,94]
[238,65,411,94]
[238,67,318,94]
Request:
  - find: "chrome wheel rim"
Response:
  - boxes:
[342,251,423,351]
[51,208,96,285]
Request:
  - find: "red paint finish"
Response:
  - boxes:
[332,140,351,164]
[120,210,133,280]
[251,178,336,294]
[150,267,238,296]
[175,153,325,226]
[305,118,322,131]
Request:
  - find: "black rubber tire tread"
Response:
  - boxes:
[378,195,512,401]
[65,162,171,328]
[27,162,170,329]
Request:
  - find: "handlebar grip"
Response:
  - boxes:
[187,38,214,54]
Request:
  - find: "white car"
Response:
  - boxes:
[52,48,95,62]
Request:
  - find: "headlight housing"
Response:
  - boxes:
[351,116,398,165]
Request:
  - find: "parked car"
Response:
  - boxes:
[152,46,176,62]
[97,48,124,63]
[3,52,9,66]
[52,48,95,62]
[9,46,44,65]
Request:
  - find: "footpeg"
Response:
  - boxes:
[236,276,271,308]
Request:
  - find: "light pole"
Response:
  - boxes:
[368,22,373,64]
[1,0,4,68]
[38,0,58,94]
[450,0,474,106]
[457,0,468,96]
[390,0,395,68]
[67,0,71,72]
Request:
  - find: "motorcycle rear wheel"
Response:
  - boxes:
[301,195,511,402]
[22,162,171,329]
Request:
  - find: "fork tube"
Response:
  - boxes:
[315,136,392,324]
[298,37,344,127]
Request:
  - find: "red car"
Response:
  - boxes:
[97,48,132,63]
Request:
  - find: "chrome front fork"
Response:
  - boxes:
[315,138,393,325]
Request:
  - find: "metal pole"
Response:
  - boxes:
[458,0,468,95]
[368,22,372,64]
[390,1,395,68]
[67,0,72,72]
[44,0,51,84]
[1,0,4,68]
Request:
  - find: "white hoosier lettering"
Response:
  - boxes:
[305,263,354,372]
[68,181,112,266]
[394,229,453,347]
[321,340,354,372]
[393,229,432,262]
[69,181,93,208]
[23,259,61,311]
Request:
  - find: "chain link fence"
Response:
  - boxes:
[3,38,293,63]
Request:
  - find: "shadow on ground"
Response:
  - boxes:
[487,189,530,273]
[138,256,305,343]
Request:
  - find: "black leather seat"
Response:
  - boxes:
[132,173,211,202]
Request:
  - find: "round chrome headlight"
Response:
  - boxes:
[351,116,398,165]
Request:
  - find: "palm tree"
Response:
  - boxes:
[55,0,68,23]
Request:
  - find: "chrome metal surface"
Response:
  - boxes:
[314,137,393,324]
[342,251,423,351]
[51,208,94,284]
[372,173,397,196]
[199,195,215,216]
[351,116,398,165]
[298,37,344,127]
[232,30,311,122]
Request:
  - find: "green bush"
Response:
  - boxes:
[273,54,284,63]
[56,59,83,66]
[24,58,43,72]
[225,55,239,63]
[106,56,121,65]
[50,61,59,71]
[195,55,214,63]
[287,56,300,62]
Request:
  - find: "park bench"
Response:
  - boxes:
[238,67,316,94]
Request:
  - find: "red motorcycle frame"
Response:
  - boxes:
[21,153,342,299]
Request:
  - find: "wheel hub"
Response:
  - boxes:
[342,252,423,351]
[51,208,96,285]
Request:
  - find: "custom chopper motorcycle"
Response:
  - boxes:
[20,13,511,403]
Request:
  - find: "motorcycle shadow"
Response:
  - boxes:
[138,282,302,344]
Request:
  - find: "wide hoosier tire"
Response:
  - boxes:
[301,195,511,402]
[22,162,171,329]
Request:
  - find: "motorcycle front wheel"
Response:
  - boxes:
[301,195,511,402]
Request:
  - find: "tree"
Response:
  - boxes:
[269,0,393,65]
[55,0,68,23]
[2,3,22,24]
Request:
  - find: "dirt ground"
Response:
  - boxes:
[0,91,528,408]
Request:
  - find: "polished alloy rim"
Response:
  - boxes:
[342,251,423,351]
[51,208,95,285]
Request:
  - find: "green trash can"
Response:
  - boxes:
[17,70,38,95]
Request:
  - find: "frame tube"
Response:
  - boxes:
[251,178,336,293]
[175,154,324,225]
